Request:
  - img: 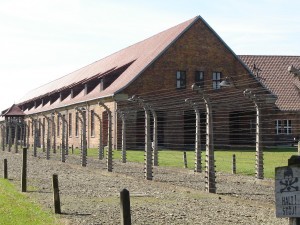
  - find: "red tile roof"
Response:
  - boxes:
[18,16,199,111]
[239,55,300,111]
[2,104,26,116]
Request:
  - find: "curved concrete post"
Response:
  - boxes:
[43,114,54,160]
[128,96,153,180]
[149,108,158,166]
[99,102,113,172]
[185,99,202,173]
[75,107,87,167]
[203,96,216,193]
[191,84,216,193]
[94,112,104,160]
[244,89,263,179]
[57,112,68,163]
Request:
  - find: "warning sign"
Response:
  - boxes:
[275,165,300,217]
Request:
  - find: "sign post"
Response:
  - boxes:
[275,156,300,224]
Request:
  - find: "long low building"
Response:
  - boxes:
[1,15,300,151]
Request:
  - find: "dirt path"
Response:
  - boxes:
[0,149,288,224]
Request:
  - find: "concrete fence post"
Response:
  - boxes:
[8,124,12,152]
[14,122,18,153]
[76,108,87,167]
[150,108,158,166]
[94,112,103,160]
[99,102,113,172]
[185,98,202,173]
[120,112,127,163]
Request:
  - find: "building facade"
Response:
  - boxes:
[1,16,299,151]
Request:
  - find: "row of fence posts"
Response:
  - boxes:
[182,151,237,174]
[2,147,132,224]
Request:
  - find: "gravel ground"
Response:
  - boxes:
[0,148,289,225]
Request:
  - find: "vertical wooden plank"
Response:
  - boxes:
[52,174,61,214]
[120,189,131,225]
[3,159,7,179]
[21,148,27,192]
[232,154,236,174]
[183,151,188,168]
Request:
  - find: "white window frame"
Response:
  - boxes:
[275,119,292,134]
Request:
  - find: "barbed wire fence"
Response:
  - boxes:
[0,72,298,193]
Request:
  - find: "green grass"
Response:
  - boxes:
[38,146,297,178]
[0,178,61,225]
[215,148,297,178]
[83,147,297,178]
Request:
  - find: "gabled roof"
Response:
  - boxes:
[17,16,272,115]
[239,55,300,111]
[2,104,26,116]
[18,16,200,106]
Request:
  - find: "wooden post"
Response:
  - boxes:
[120,189,131,225]
[52,174,61,214]
[21,148,27,192]
[183,151,188,168]
[232,154,236,174]
[3,159,7,179]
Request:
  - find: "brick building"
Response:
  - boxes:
[1,16,299,150]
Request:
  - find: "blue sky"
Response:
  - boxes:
[0,0,299,110]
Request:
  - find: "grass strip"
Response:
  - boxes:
[0,178,61,225]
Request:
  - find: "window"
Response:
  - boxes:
[284,120,292,134]
[91,110,95,137]
[176,71,186,89]
[27,121,30,137]
[62,114,66,134]
[38,118,41,136]
[75,112,79,137]
[195,71,204,88]
[31,121,34,136]
[68,113,72,137]
[51,114,55,136]
[212,72,221,90]
[99,78,104,91]
[57,116,60,137]
[42,118,45,136]
[275,120,292,134]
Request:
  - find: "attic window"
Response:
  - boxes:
[99,78,103,91]
[84,84,88,95]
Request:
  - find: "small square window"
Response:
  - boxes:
[195,71,204,88]
[176,71,186,89]
[275,119,292,135]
